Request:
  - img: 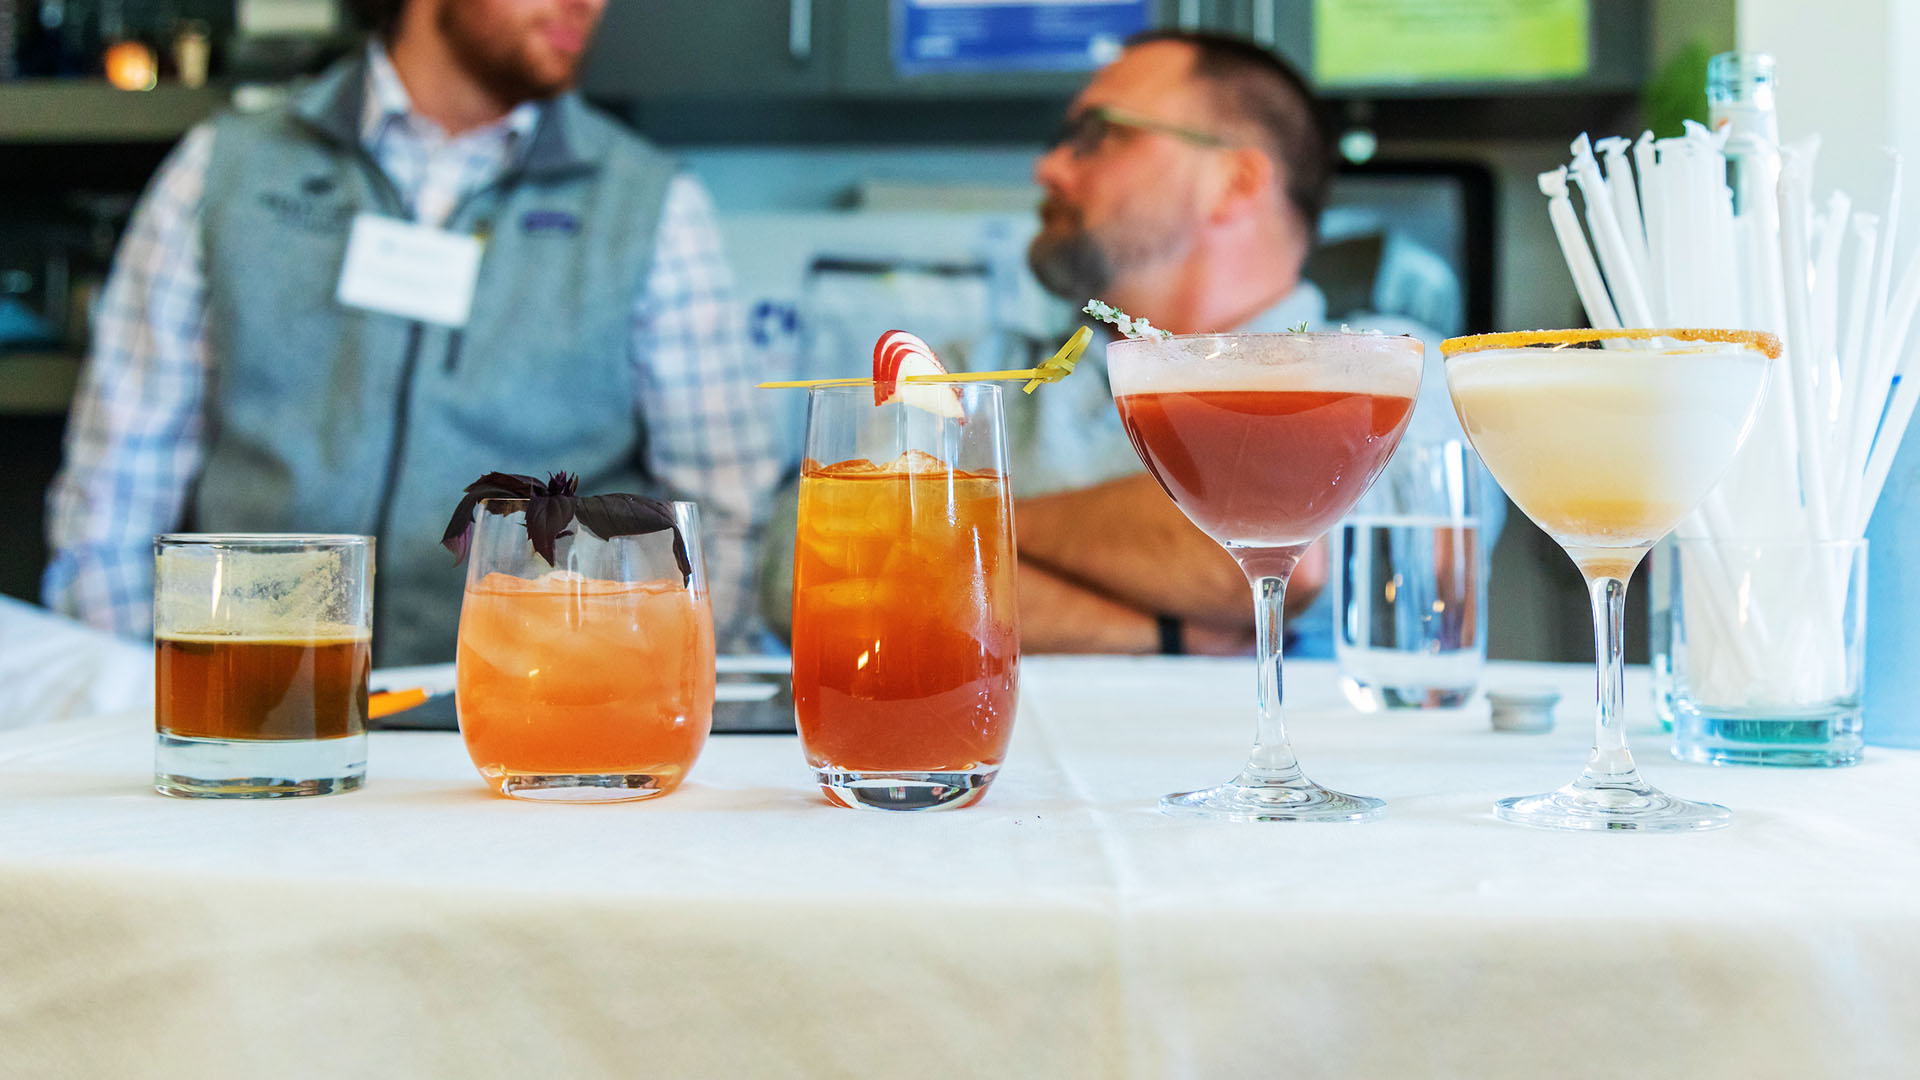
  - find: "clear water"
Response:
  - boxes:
[1334,515,1485,710]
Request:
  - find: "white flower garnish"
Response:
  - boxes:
[1083,299,1172,341]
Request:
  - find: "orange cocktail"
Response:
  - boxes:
[456,570,715,800]
[790,449,1019,808]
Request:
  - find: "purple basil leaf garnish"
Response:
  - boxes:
[574,493,693,580]
[445,470,691,581]
[523,494,578,567]
[441,472,545,561]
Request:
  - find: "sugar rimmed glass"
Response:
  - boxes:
[1442,328,1776,831]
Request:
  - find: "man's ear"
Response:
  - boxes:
[1208,147,1277,225]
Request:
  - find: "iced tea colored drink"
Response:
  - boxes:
[451,498,714,803]
[791,384,1019,810]
[456,572,715,798]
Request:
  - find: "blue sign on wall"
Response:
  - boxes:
[894,0,1153,77]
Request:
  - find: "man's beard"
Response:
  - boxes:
[437,5,574,106]
[1028,225,1116,300]
[1027,198,1192,301]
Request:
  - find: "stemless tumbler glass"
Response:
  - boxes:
[154,534,372,798]
[455,501,716,802]
[790,383,1020,811]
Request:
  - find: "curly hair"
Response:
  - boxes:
[341,0,406,37]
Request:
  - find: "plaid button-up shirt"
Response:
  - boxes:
[44,47,779,650]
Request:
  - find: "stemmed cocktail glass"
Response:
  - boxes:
[1110,332,1423,821]
[1442,328,1777,831]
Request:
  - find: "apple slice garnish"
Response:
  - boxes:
[871,330,964,419]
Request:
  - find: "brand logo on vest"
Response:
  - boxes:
[259,190,354,232]
[521,210,580,234]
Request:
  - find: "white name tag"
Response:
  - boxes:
[335,213,483,328]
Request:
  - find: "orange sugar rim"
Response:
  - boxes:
[1439,328,1783,360]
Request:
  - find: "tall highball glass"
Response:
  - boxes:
[1110,332,1423,821]
[791,383,1019,811]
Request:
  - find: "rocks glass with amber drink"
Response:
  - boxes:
[154,534,372,798]
[453,489,714,802]
[791,383,1019,810]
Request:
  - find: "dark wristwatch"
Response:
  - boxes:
[1156,614,1186,656]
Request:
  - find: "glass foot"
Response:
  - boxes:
[485,770,682,803]
[155,733,366,799]
[1494,774,1730,832]
[816,767,997,811]
[1160,772,1385,822]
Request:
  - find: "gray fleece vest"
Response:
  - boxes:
[194,56,679,665]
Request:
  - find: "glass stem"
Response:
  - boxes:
[1238,547,1305,778]
[1583,573,1639,783]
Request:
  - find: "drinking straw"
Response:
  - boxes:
[1862,152,1903,411]
[1811,193,1849,421]
[1656,137,1700,323]
[1539,167,1621,329]
[1839,214,1880,428]
[1597,136,1650,290]
[1777,142,1835,538]
[1634,134,1667,320]
[1570,135,1655,325]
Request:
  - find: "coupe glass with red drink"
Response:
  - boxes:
[1111,331,1422,821]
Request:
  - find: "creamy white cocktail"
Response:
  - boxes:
[1442,328,1777,832]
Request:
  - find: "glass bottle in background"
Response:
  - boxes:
[1334,437,1487,710]
[1707,51,1780,216]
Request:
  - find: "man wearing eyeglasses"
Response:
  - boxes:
[1011,31,1480,657]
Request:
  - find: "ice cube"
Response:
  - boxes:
[883,449,952,475]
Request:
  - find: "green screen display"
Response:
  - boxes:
[1314,0,1591,86]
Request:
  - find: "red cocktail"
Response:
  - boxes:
[1109,332,1423,821]
[1116,388,1414,546]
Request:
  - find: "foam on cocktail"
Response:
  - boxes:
[1447,343,1771,561]
[1108,332,1425,399]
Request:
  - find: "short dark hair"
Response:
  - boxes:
[1124,30,1333,239]
[342,0,406,37]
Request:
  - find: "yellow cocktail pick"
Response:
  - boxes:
[756,326,1094,393]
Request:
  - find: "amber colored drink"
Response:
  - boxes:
[455,572,716,794]
[1115,389,1416,546]
[790,456,1019,776]
[156,634,370,741]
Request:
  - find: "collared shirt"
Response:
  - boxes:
[44,48,779,651]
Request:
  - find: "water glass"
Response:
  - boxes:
[1334,438,1487,710]
[1669,538,1866,767]
[455,502,715,802]
[153,534,372,798]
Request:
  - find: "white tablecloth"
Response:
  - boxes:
[2,656,1916,1079]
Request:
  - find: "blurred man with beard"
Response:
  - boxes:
[1014,32,1485,655]
[46,0,779,663]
